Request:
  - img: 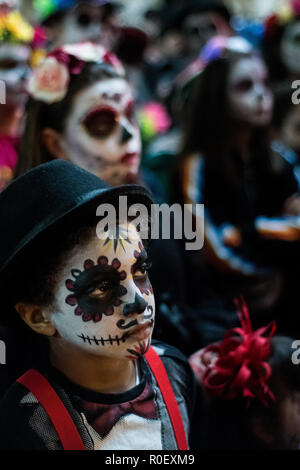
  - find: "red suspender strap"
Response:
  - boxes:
[145,346,188,450]
[17,369,86,450]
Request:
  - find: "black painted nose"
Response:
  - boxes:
[120,124,133,143]
[123,293,147,316]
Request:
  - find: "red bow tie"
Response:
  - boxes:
[80,382,158,438]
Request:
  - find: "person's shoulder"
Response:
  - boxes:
[151,339,189,365]
[149,340,195,389]
[270,144,297,174]
[149,341,197,426]
[0,378,51,450]
[0,379,32,412]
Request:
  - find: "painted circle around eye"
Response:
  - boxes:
[233,79,253,92]
[82,108,118,138]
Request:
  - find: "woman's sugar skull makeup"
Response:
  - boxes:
[61,78,141,186]
[182,12,231,56]
[51,223,155,360]
[48,3,117,50]
[0,43,30,106]
[227,55,273,126]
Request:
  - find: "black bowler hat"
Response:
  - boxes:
[0,160,153,279]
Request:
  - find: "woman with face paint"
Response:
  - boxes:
[17,42,142,187]
[0,160,195,450]
[178,36,300,334]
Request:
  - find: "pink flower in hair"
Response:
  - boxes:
[28,41,125,104]
[62,42,124,74]
[28,56,69,103]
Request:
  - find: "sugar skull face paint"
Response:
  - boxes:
[227,56,273,126]
[61,78,141,186]
[48,3,116,49]
[50,223,155,360]
[0,43,30,106]
[182,12,231,56]
[280,21,300,76]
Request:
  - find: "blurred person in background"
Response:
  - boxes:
[35,0,120,50]
[177,35,300,339]
[262,0,300,89]
[0,1,45,191]
[142,0,233,102]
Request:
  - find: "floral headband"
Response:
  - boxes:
[265,0,300,38]
[190,297,277,407]
[27,41,125,104]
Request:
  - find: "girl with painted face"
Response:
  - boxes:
[178,36,300,331]
[189,299,300,450]
[0,160,194,450]
[17,42,141,187]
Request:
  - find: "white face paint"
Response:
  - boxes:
[282,104,300,152]
[227,56,273,126]
[182,12,231,56]
[280,21,300,76]
[0,43,30,105]
[61,78,141,186]
[50,223,155,360]
[50,3,116,50]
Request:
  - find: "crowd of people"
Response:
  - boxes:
[0,0,300,451]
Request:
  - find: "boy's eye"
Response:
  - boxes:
[86,280,113,298]
[133,261,152,277]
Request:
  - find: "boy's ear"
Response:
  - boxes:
[251,415,275,445]
[41,128,68,160]
[14,303,57,337]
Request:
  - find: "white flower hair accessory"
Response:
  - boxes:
[27,41,125,104]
